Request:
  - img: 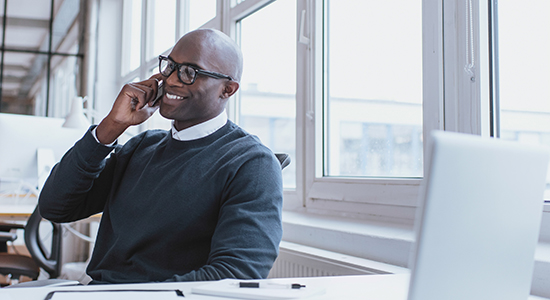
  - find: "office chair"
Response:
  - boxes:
[0,224,24,252]
[0,206,62,286]
[275,153,291,170]
[0,153,290,286]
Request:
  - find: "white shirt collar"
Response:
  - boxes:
[171,110,228,141]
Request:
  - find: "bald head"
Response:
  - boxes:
[173,29,243,82]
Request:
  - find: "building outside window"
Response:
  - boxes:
[325,0,423,179]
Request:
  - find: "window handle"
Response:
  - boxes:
[464,0,475,80]
[299,10,310,46]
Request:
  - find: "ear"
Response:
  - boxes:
[220,81,240,99]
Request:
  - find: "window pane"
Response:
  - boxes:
[49,53,81,119]
[238,0,296,188]
[1,0,51,114]
[4,0,51,51]
[0,0,83,115]
[189,0,216,30]
[1,53,48,115]
[325,0,423,178]
[148,0,176,58]
[122,0,142,74]
[495,0,550,199]
[50,0,82,55]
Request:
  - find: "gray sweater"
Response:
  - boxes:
[39,121,283,283]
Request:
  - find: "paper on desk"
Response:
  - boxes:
[44,289,184,300]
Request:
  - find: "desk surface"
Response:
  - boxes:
[0,204,101,223]
[0,204,36,222]
[1,274,547,300]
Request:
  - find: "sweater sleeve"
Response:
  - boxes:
[38,126,119,223]
[168,149,283,282]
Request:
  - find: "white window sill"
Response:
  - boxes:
[282,210,414,267]
[282,209,550,298]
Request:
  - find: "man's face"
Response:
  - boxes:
[158,35,229,131]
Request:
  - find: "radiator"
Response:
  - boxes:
[268,241,408,278]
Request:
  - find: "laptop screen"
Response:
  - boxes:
[408,131,549,300]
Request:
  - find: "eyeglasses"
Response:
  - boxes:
[158,55,233,85]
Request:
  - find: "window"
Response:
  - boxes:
[113,0,550,223]
[325,0,423,178]
[294,0,428,219]
[490,0,550,199]
[0,0,84,117]
[236,0,297,188]
[188,0,217,31]
[147,0,177,60]
[121,0,142,75]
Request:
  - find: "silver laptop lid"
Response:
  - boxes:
[408,131,549,300]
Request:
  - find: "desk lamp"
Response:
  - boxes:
[62,97,90,129]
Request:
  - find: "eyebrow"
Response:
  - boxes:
[167,55,204,70]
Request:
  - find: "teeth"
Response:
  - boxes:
[166,93,184,100]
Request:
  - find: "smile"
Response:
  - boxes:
[165,93,185,100]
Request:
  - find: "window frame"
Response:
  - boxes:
[295,0,443,223]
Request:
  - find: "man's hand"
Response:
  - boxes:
[96,74,165,144]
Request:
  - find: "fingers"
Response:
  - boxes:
[149,73,166,82]
[107,75,165,127]
[127,75,164,109]
[135,74,166,107]
[138,100,160,118]
[125,83,153,111]
[113,84,158,125]
[125,82,160,120]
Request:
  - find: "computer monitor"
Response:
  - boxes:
[408,130,549,300]
[0,113,85,189]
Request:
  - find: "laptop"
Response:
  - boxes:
[408,131,549,300]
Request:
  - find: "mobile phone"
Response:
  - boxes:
[151,81,164,106]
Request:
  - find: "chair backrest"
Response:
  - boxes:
[24,206,62,279]
[275,153,291,170]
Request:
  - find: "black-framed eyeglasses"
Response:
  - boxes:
[158,55,233,85]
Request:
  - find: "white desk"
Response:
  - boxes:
[0,204,102,223]
[0,204,36,222]
[1,274,547,300]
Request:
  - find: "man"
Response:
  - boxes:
[38,29,283,284]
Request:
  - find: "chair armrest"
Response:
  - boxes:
[0,222,25,232]
[0,231,18,243]
[25,206,62,278]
